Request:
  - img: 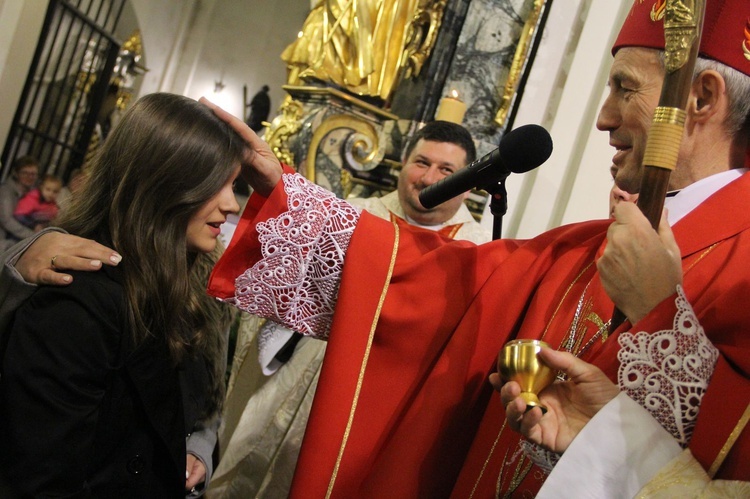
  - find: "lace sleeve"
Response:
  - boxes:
[226,173,361,340]
[617,286,719,447]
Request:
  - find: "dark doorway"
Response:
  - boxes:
[1,0,126,183]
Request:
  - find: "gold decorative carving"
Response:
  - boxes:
[663,0,700,73]
[494,0,547,127]
[280,0,445,102]
[341,168,354,198]
[283,85,398,121]
[401,0,448,80]
[306,113,381,184]
[264,95,305,167]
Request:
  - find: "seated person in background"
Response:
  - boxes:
[0,155,39,250]
[0,93,240,497]
[14,174,62,230]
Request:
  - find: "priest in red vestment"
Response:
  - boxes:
[205,0,749,496]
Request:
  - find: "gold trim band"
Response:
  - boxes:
[494,0,546,127]
[642,107,686,171]
[326,220,401,497]
[708,401,750,478]
[652,106,687,126]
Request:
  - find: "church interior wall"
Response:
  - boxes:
[0,0,633,239]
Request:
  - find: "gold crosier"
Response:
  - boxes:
[610,0,706,328]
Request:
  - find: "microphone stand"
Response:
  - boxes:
[483,175,510,241]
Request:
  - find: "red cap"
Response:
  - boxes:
[613,0,750,77]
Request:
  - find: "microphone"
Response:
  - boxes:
[418,124,553,209]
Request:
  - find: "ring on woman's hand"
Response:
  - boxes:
[51,255,59,268]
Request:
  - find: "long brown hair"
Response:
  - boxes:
[58,93,243,362]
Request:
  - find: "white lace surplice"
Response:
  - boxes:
[225,173,361,341]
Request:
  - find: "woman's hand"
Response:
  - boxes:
[16,232,121,285]
[185,453,206,494]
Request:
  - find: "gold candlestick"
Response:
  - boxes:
[497,339,556,413]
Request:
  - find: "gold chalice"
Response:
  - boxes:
[497,339,556,414]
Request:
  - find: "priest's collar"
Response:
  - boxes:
[665,168,748,225]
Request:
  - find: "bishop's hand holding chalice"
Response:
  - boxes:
[491,340,619,454]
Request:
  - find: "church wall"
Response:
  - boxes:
[163,0,311,121]
[0,0,47,158]
[0,0,635,240]
[128,0,197,96]
[489,0,631,238]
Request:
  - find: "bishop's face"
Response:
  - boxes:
[596,47,664,195]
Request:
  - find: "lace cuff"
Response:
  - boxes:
[617,286,719,447]
[227,173,361,339]
[519,440,561,474]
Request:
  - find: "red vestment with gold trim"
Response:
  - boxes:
[209,171,750,498]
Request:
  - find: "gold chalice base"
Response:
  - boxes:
[498,339,556,414]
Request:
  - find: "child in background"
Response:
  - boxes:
[14,174,62,230]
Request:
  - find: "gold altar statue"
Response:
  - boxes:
[282,0,445,102]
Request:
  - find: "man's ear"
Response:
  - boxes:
[688,69,726,123]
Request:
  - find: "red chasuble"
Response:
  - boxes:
[209,171,750,498]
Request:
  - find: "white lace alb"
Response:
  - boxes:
[228,173,361,340]
[617,286,719,447]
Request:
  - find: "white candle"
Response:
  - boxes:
[435,90,467,124]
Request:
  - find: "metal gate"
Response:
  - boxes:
[1,0,126,183]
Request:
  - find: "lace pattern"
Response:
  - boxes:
[617,286,719,447]
[228,173,360,339]
[518,440,560,474]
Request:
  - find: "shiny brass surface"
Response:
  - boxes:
[497,339,556,412]
[264,95,305,167]
[280,0,445,102]
[663,0,701,73]
[306,113,380,182]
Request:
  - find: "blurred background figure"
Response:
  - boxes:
[14,174,63,231]
[245,84,270,133]
[0,155,39,250]
[56,168,86,216]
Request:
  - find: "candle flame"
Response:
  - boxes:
[450,89,459,99]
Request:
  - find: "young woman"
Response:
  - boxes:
[0,93,241,497]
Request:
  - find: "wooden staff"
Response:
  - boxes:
[610,0,707,331]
